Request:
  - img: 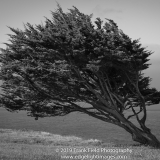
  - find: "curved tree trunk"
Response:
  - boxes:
[132,130,160,148]
[130,125,160,148]
[122,119,160,148]
[112,111,160,148]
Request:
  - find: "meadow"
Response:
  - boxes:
[0,104,160,145]
[0,129,160,160]
[0,105,160,159]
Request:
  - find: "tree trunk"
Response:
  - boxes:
[131,127,160,148]
[112,111,160,148]
[122,120,160,148]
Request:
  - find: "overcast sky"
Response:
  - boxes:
[0,0,160,90]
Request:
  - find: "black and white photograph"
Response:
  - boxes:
[0,0,160,159]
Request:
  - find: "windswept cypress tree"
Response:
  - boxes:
[0,5,160,147]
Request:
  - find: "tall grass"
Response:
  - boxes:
[0,129,160,160]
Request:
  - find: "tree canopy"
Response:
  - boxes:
[0,5,160,147]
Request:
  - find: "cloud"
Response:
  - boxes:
[92,5,122,17]
[103,8,122,14]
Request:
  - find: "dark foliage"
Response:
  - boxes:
[0,4,160,147]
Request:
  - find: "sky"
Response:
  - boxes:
[0,0,160,90]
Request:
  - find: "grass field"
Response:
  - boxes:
[1,107,160,146]
[0,129,160,160]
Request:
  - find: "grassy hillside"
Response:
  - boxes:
[0,129,160,160]
[1,107,160,146]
